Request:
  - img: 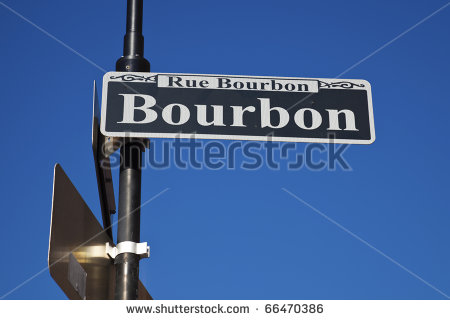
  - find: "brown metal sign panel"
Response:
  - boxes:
[48,164,151,300]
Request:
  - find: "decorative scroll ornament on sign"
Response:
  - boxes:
[318,81,365,89]
[110,74,156,82]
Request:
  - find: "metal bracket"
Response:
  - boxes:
[108,137,150,152]
[106,241,150,259]
[103,136,121,157]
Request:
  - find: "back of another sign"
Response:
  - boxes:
[48,164,151,300]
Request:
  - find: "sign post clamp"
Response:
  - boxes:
[106,241,150,260]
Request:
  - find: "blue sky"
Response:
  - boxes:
[1,0,450,299]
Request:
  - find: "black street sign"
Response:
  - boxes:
[92,81,116,239]
[101,72,375,144]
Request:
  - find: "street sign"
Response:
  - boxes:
[92,80,117,239]
[101,72,375,144]
[48,164,151,300]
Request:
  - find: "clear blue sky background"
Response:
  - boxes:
[1,0,449,299]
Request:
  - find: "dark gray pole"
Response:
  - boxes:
[114,0,150,300]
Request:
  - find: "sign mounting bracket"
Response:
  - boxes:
[106,241,150,260]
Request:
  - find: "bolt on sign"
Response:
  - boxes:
[101,72,375,144]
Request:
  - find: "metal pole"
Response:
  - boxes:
[114,0,150,300]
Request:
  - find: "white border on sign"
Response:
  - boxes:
[100,72,375,145]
